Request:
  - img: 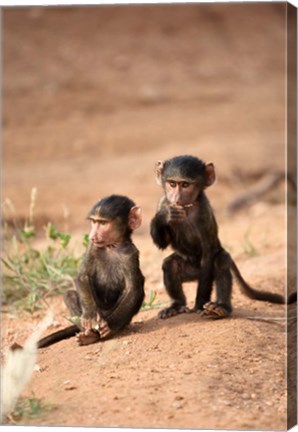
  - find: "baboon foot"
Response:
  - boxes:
[76,329,101,346]
[200,302,231,319]
[158,304,190,319]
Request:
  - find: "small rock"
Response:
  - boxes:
[65,386,77,391]
[172,401,183,409]
[174,395,184,401]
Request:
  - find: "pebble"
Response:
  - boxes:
[172,401,183,409]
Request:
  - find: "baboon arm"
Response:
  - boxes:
[104,271,144,332]
[75,273,98,320]
[150,211,171,249]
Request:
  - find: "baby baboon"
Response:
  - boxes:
[38,195,145,347]
[150,155,295,319]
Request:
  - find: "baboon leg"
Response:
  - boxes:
[158,253,200,319]
[64,290,101,345]
[203,250,232,318]
[76,329,101,346]
[194,260,214,312]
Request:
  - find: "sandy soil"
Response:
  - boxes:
[1,3,297,430]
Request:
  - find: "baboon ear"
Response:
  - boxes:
[204,163,216,187]
[128,206,142,230]
[155,160,164,186]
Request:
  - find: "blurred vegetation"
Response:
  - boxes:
[9,394,55,423]
[1,188,83,313]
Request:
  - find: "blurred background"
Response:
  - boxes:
[3,3,287,233]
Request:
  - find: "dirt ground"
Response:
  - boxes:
[1,3,297,430]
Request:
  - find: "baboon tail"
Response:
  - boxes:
[230,260,285,304]
[37,324,79,348]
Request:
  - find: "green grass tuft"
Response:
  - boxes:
[9,395,55,423]
[2,190,84,313]
[242,228,258,257]
[141,290,162,311]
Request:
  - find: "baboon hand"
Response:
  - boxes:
[81,318,93,333]
[98,319,112,338]
[168,205,187,223]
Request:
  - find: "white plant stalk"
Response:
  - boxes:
[1,311,54,422]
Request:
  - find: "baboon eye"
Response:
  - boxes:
[181,182,190,188]
[168,181,176,188]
